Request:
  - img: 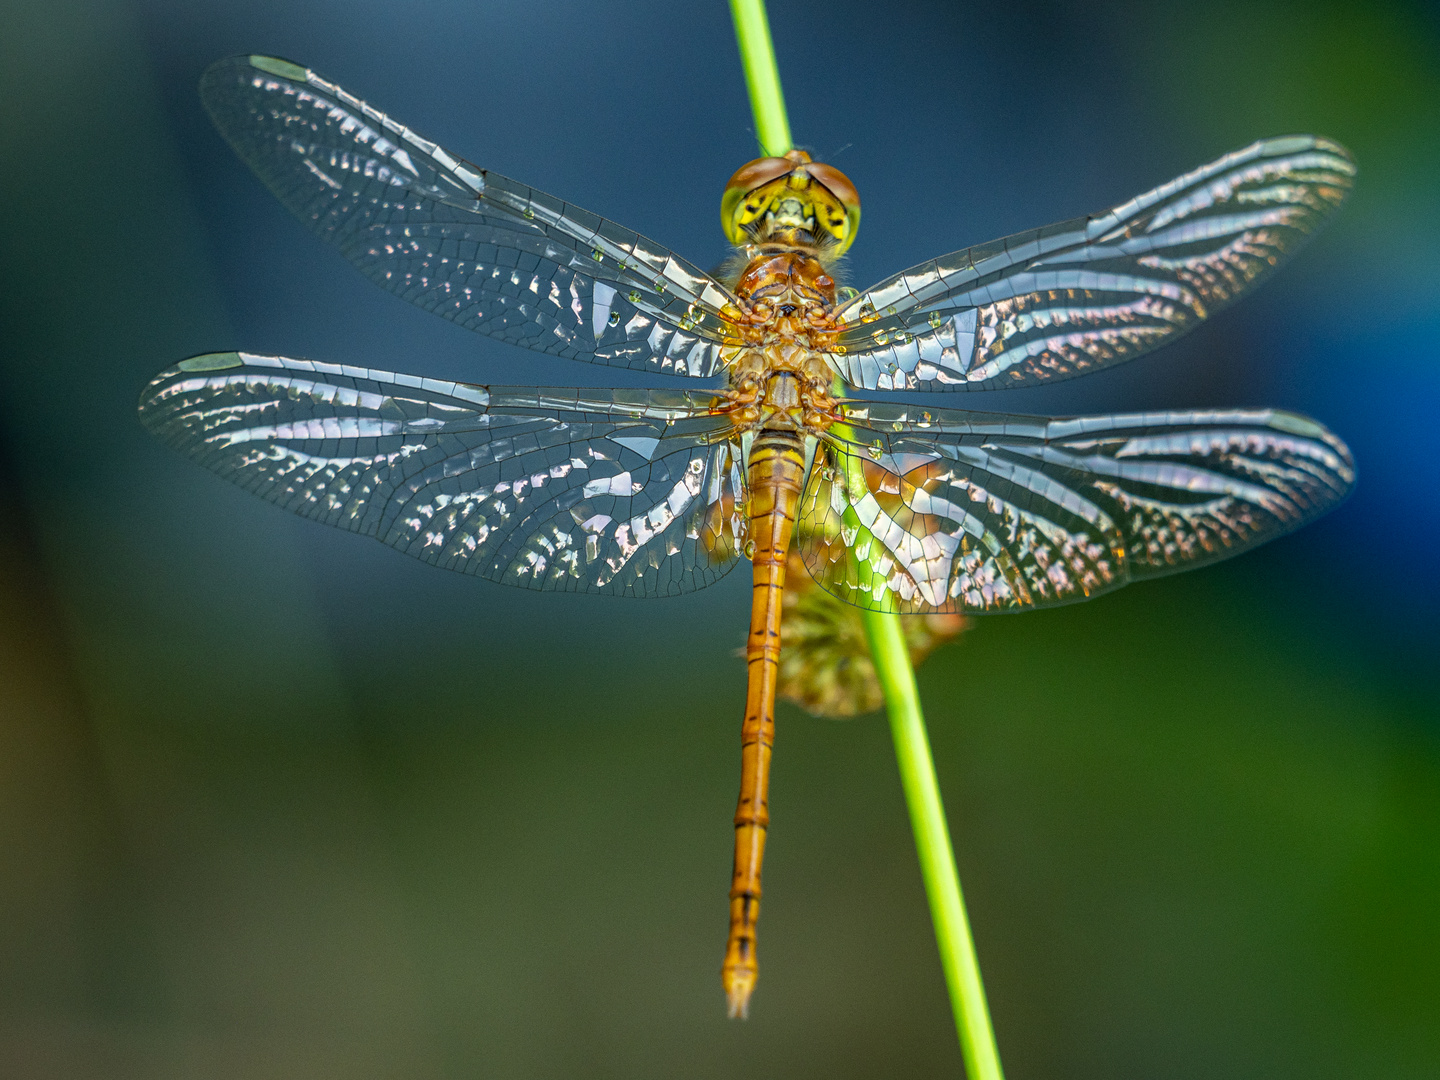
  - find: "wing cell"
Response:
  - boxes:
[200,56,740,377]
[798,403,1354,613]
[141,352,747,596]
[829,137,1355,391]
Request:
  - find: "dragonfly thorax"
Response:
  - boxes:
[721,246,845,434]
[733,249,835,310]
[721,352,838,436]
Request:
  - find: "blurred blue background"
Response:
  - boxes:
[0,1,1436,1076]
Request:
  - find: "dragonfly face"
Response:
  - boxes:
[721,149,861,255]
[140,54,1357,1021]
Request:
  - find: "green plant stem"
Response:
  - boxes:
[727,0,792,156]
[727,4,1004,1074]
[861,611,1004,1080]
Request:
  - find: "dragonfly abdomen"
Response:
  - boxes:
[724,426,807,1018]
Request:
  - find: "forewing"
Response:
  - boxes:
[140,352,748,596]
[799,402,1353,613]
[200,56,740,377]
[829,137,1355,391]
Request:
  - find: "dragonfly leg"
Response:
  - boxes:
[724,428,806,1019]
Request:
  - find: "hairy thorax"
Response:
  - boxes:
[720,247,844,435]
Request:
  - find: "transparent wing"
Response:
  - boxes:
[201,56,741,377]
[828,137,1355,391]
[140,352,748,596]
[798,401,1354,613]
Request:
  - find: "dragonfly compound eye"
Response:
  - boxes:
[805,162,861,255]
[721,156,794,246]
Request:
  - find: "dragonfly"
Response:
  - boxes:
[140,55,1357,1018]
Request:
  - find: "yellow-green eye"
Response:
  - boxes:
[806,163,862,255]
[721,156,793,245]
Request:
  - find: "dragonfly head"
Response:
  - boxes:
[721,150,861,258]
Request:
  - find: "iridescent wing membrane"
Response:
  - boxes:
[799,402,1354,613]
[140,352,746,596]
[201,56,741,378]
[828,137,1355,392]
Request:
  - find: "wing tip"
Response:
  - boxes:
[138,352,277,421]
[1255,133,1358,175]
[1267,408,1356,468]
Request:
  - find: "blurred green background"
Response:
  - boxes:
[1,0,1437,1076]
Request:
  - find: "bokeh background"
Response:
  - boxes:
[1,0,1437,1076]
